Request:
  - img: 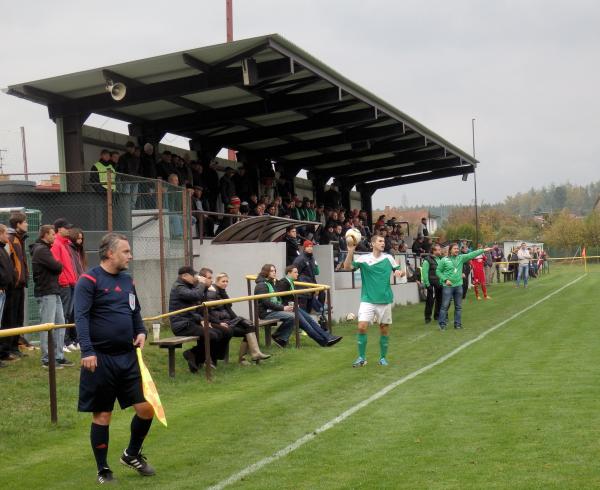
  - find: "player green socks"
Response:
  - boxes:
[380,335,389,359]
[357,333,367,358]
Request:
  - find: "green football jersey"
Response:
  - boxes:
[352,253,400,304]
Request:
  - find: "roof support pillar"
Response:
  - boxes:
[339,181,352,212]
[357,184,374,229]
[56,113,87,191]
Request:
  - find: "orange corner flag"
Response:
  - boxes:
[582,247,587,258]
[136,348,167,427]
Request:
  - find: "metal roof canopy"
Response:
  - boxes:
[5,33,476,203]
[211,215,320,244]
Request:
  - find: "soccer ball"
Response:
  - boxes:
[346,312,356,321]
[345,228,362,246]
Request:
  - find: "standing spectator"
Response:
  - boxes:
[293,241,323,314]
[64,227,87,350]
[417,217,429,237]
[139,143,156,180]
[483,248,494,285]
[155,151,172,181]
[30,225,73,368]
[190,161,205,189]
[90,149,116,193]
[412,235,426,256]
[117,142,140,209]
[191,186,214,238]
[169,266,231,372]
[75,233,155,483]
[51,218,78,353]
[490,244,504,283]
[516,242,532,288]
[461,244,471,299]
[219,167,237,208]
[233,165,251,202]
[254,264,295,348]
[3,212,29,357]
[421,244,443,324]
[0,224,15,367]
[203,161,220,212]
[436,244,491,330]
[285,225,301,266]
[322,183,341,209]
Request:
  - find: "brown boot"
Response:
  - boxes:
[246,333,271,361]
[238,340,251,365]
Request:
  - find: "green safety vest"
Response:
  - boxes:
[93,161,116,191]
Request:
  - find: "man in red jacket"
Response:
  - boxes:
[52,218,79,352]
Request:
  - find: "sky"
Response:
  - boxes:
[1,0,599,209]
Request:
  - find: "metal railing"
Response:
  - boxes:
[0,277,331,423]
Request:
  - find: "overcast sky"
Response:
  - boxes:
[1,0,599,209]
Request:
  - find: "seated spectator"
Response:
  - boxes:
[276,265,341,347]
[254,264,295,348]
[205,273,270,365]
[412,235,426,256]
[168,266,231,373]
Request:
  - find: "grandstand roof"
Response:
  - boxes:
[212,215,320,244]
[4,34,476,190]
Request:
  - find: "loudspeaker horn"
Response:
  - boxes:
[105,79,127,101]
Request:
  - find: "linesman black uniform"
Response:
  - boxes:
[75,263,155,482]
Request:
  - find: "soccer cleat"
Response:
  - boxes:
[476,296,481,301]
[97,467,116,484]
[352,356,367,368]
[120,451,156,476]
[378,358,389,366]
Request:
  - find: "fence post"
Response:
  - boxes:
[246,277,253,321]
[326,289,333,334]
[293,299,300,348]
[106,170,113,232]
[47,327,58,424]
[203,306,213,382]
[182,188,190,266]
[157,183,166,315]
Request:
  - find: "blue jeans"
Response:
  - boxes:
[438,286,463,328]
[517,264,529,287]
[0,290,5,321]
[263,311,295,342]
[298,309,334,345]
[38,295,65,363]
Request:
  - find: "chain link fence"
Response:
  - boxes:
[0,171,192,327]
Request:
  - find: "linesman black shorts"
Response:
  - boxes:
[78,350,145,412]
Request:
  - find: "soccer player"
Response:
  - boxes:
[75,233,155,484]
[470,244,490,300]
[343,235,405,367]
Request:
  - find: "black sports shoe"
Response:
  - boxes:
[97,467,116,484]
[271,336,287,348]
[183,350,198,373]
[120,451,156,476]
[57,358,75,367]
[454,324,463,329]
[326,336,343,347]
[42,361,63,369]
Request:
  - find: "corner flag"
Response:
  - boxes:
[136,348,167,427]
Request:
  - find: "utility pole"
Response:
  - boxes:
[472,118,480,245]
[20,126,29,180]
[0,149,7,174]
[226,0,236,163]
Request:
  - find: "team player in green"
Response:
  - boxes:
[343,235,405,367]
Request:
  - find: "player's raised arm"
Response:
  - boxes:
[343,243,356,271]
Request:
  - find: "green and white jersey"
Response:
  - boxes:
[352,253,400,304]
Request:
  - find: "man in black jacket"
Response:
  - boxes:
[420,244,443,324]
[285,225,300,266]
[31,225,73,368]
[293,241,324,313]
[168,266,230,372]
[0,224,14,366]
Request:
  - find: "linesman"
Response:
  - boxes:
[75,233,155,484]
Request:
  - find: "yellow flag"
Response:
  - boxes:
[136,348,167,427]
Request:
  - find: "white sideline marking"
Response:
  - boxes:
[207,275,586,490]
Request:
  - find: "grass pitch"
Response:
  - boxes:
[1,265,598,489]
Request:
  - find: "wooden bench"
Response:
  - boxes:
[255,319,281,347]
[150,336,199,377]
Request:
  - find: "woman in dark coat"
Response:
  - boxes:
[205,273,270,365]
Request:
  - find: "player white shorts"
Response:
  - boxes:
[357,302,393,325]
